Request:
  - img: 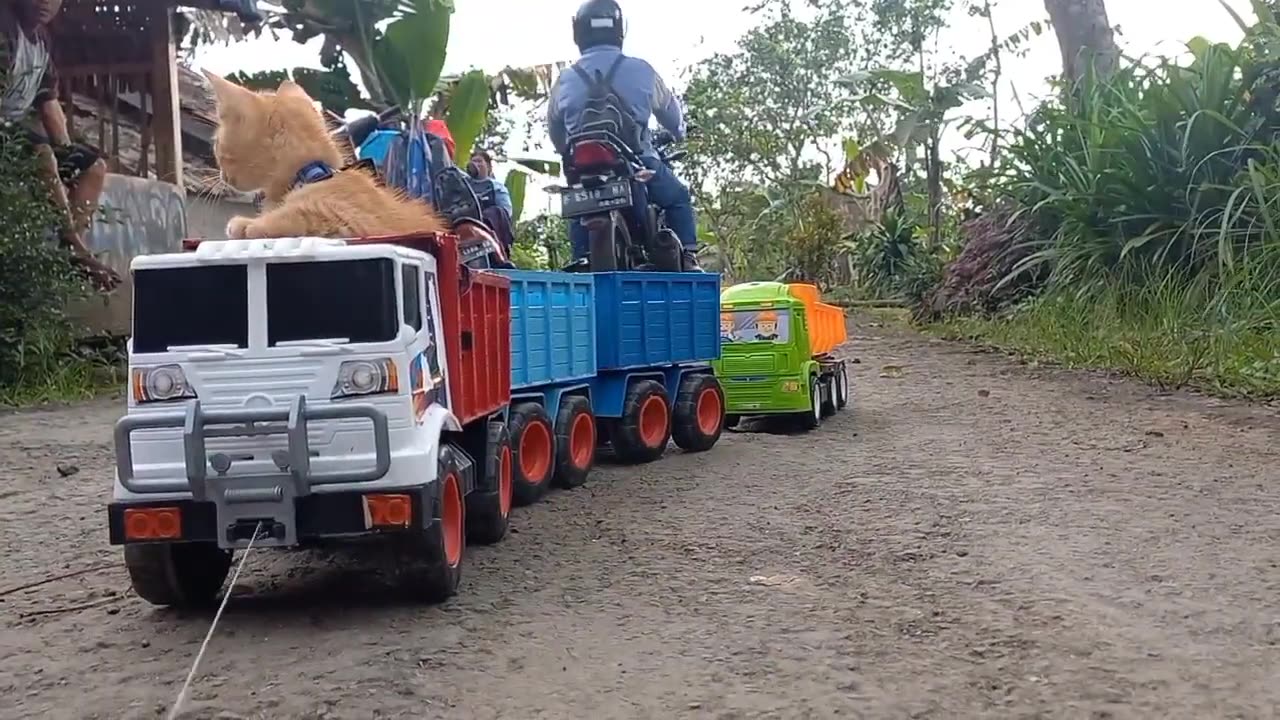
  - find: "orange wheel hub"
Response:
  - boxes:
[638,395,668,448]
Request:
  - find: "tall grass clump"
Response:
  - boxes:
[939,7,1280,397]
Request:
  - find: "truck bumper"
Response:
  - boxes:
[108,396,433,550]
[106,486,436,546]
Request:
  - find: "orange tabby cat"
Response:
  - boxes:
[202,70,447,239]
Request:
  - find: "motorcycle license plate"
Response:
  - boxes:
[561,181,632,218]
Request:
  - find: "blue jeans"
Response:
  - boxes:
[570,155,697,260]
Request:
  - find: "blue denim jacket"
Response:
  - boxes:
[547,45,686,161]
[475,177,513,217]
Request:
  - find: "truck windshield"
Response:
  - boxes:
[721,309,791,344]
[267,259,399,345]
[133,265,249,353]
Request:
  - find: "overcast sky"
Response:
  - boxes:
[194,0,1256,216]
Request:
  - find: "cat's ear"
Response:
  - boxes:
[277,79,310,100]
[202,69,253,113]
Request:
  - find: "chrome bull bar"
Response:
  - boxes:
[114,395,392,500]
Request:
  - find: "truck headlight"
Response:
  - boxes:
[781,380,802,393]
[332,358,399,399]
[131,364,197,404]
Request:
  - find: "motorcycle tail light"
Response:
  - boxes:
[572,141,618,167]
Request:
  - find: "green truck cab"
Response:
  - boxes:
[712,281,850,430]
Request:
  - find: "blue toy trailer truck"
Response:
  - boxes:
[497,269,726,505]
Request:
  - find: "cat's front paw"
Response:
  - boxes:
[225,216,254,239]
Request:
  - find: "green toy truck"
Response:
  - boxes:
[712,282,850,430]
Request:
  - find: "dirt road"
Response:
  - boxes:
[2,316,1278,719]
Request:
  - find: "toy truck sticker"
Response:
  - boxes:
[720,309,791,344]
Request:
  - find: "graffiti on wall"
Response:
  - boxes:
[84,175,187,271]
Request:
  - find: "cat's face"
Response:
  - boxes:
[202,71,335,192]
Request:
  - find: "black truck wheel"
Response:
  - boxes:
[611,380,672,464]
[466,422,513,546]
[671,374,725,452]
[403,447,466,603]
[509,402,554,506]
[553,395,596,489]
[124,541,232,608]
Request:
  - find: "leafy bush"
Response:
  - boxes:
[991,31,1280,287]
[778,191,846,286]
[843,206,944,302]
[511,214,570,270]
[0,126,90,404]
[845,207,920,296]
[917,202,1041,320]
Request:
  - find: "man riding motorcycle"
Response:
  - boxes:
[547,0,701,271]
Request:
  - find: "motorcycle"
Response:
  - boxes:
[552,125,692,273]
[336,107,514,271]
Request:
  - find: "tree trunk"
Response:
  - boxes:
[926,131,942,250]
[1043,0,1119,87]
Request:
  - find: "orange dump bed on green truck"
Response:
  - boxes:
[786,283,847,356]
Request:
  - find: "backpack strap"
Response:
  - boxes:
[602,54,626,85]
[570,61,594,85]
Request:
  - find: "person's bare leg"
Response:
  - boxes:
[68,158,105,238]
[33,146,119,290]
[33,144,74,238]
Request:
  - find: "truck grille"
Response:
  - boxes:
[721,353,777,376]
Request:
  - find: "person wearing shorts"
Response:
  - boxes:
[1,0,119,290]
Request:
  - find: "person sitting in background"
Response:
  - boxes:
[466,149,516,254]
[465,149,513,217]
[1,0,119,290]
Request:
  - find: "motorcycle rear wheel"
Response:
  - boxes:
[587,211,630,272]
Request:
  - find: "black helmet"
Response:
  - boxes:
[572,0,625,53]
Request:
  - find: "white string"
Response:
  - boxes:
[166,522,262,720]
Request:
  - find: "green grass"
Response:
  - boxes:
[0,360,121,408]
[925,268,1280,399]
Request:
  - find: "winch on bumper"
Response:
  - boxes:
[106,395,432,550]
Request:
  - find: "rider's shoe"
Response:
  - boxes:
[680,249,704,272]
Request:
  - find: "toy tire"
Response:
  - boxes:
[402,446,466,603]
[796,376,822,431]
[466,422,513,546]
[835,362,849,410]
[820,375,838,418]
[124,541,232,608]
[553,395,596,489]
[509,402,555,506]
[611,379,671,464]
[671,374,725,452]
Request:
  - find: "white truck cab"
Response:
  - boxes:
[108,236,511,607]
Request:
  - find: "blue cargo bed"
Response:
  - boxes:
[497,270,597,391]
[592,272,721,371]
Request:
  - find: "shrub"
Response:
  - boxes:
[0,125,89,404]
[991,35,1280,288]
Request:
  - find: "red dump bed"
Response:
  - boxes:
[181,232,512,427]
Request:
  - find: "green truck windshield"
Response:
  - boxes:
[721,309,791,344]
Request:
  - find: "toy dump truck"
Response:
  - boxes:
[496,269,726,505]
[107,232,513,607]
[712,282,850,430]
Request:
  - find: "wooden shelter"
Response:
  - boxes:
[48,0,259,189]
